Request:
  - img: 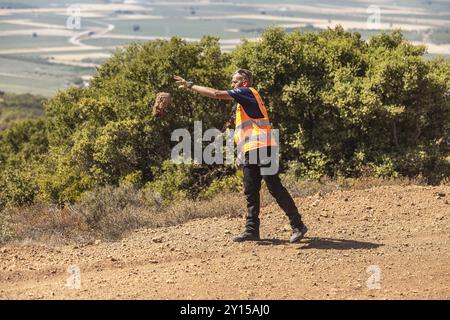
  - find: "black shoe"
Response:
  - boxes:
[290,224,308,243]
[232,231,260,242]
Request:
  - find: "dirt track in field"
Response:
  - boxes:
[0,185,449,300]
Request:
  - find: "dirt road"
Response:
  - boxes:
[0,185,449,299]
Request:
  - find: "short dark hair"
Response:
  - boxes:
[234,68,253,86]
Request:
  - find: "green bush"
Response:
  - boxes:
[199,172,243,200]
[0,165,38,207]
[232,27,449,181]
[144,160,235,202]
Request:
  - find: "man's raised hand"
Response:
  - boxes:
[174,75,192,89]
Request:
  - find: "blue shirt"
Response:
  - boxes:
[227,87,265,119]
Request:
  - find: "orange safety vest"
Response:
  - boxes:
[234,87,277,153]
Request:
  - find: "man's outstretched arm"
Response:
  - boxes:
[174,75,233,100]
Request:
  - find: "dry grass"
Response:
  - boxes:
[0,184,246,245]
[0,176,430,245]
[260,175,427,207]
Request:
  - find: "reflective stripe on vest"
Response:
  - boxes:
[235,119,271,131]
[237,133,273,153]
[234,87,276,153]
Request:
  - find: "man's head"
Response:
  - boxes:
[231,69,253,89]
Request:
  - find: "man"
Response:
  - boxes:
[174,69,307,243]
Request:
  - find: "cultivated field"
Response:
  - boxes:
[1,0,449,96]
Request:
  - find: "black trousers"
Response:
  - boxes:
[241,147,303,234]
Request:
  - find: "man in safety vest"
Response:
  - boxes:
[174,69,308,243]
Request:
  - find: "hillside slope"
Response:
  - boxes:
[0,185,449,299]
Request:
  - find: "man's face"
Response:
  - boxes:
[231,73,247,89]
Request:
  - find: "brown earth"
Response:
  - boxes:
[0,185,449,300]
